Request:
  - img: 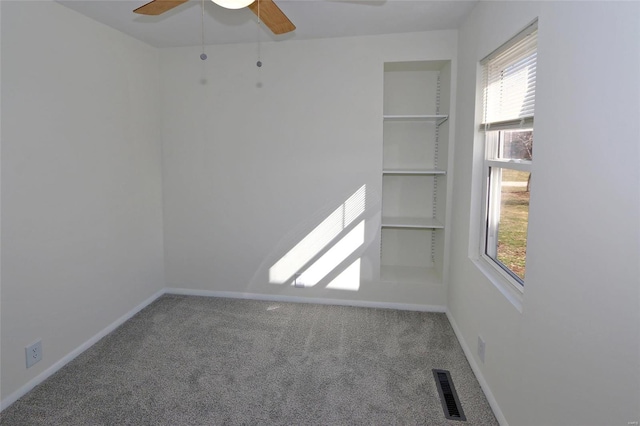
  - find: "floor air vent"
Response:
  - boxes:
[433,369,466,421]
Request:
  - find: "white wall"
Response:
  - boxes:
[1,1,165,401]
[160,31,457,307]
[5,2,637,423]
[448,2,640,425]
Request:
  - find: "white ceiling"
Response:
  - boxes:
[57,0,477,48]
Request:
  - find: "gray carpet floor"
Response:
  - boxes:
[1,295,498,425]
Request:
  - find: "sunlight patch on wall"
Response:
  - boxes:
[293,220,364,288]
[326,258,361,291]
[269,185,366,284]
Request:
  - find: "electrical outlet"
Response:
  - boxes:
[293,273,304,288]
[477,336,486,364]
[26,340,42,368]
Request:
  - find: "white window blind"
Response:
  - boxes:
[481,22,538,131]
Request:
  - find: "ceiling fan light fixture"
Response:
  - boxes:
[211,0,254,10]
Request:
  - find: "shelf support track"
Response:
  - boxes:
[431,73,442,265]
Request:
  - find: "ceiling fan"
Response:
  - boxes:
[133,0,296,35]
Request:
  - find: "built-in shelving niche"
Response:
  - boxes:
[381,60,451,287]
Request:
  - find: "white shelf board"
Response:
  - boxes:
[380,265,442,285]
[383,114,449,125]
[381,217,444,229]
[383,168,446,176]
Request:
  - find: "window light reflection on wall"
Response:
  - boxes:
[294,220,365,289]
[269,185,367,285]
[326,258,361,292]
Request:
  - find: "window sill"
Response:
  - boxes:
[471,256,524,314]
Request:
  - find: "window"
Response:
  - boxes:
[480,22,537,288]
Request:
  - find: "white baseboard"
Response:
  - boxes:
[446,310,508,426]
[164,287,447,313]
[0,289,166,412]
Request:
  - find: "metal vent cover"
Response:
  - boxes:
[433,369,467,421]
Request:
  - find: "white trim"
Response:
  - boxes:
[164,288,447,313]
[0,289,166,412]
[480,253,525,296]
[472,257,524,313]
[486,159,532,173]
[446,310,508,426]
[479,130,530,302]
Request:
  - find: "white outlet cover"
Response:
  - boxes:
[26,340,42,368]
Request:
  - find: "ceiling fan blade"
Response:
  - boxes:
[247,0,296,35]
[134,0,189,15]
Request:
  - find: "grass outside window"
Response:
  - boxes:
[496,170,530,281]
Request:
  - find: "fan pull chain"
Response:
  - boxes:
[200,0,207,60]
[256,0,262,67]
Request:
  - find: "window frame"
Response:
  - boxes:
[480,129,532,290]
[471,20,538,303]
